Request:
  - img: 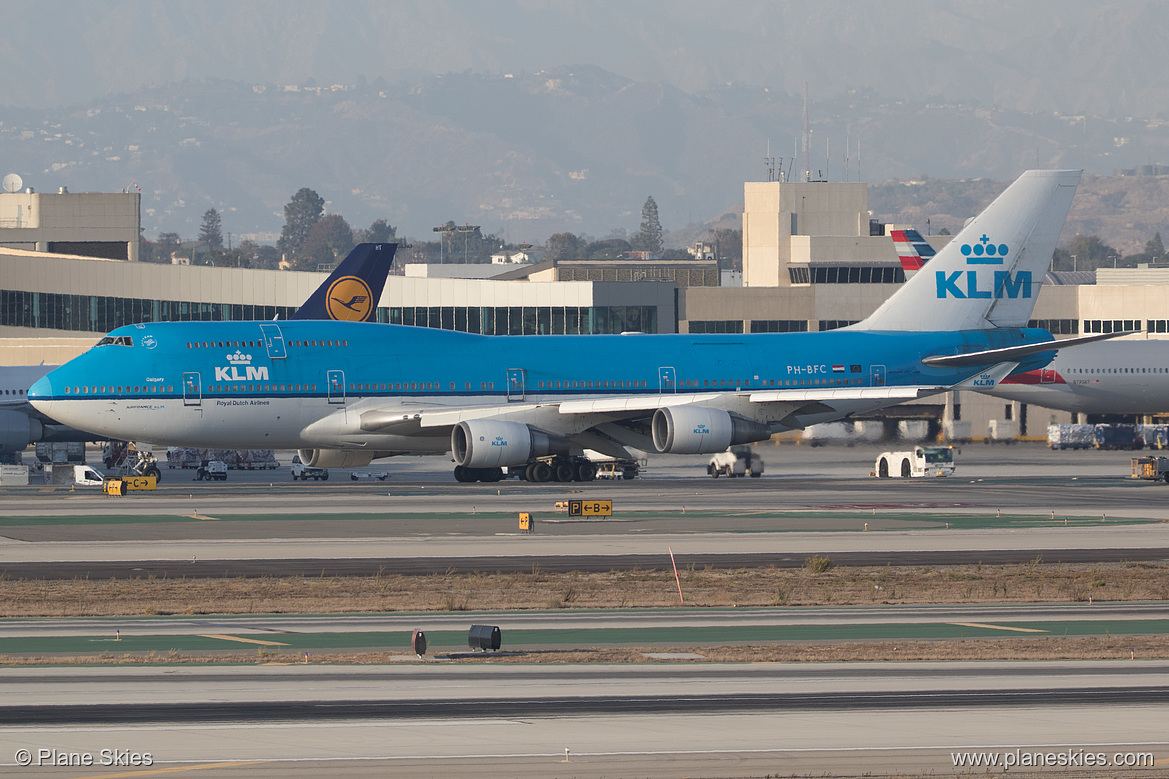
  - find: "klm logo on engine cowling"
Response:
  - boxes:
[693,424,710,435]
[936,234,1030,299]
[214,350,269,382]
[491,436,507,447]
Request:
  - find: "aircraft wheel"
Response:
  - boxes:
[532,462,553,482]
[454,465,468,482]
[555,463,575,482]
[622,465,639,480]
[750,471,762,478]
[575,462,596,482]
[321,471,329,481]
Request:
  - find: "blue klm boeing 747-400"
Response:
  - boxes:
[30,170,1109,482]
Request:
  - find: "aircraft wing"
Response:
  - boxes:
[354,384,949,441]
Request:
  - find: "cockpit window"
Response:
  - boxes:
[96,336,134,347]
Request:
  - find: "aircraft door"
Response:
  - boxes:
[1040,369,1057,384]
[182,372,201,406]
[259,324,286,359]
[327,370,345,404]
[871,365,886,387]
[506,368,525,401]
[658,366,677,393]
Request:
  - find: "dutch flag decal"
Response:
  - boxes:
[832,365,845,373]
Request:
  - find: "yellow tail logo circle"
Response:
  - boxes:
[325,277,374,321]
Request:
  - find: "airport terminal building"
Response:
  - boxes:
[3,183,1168,439]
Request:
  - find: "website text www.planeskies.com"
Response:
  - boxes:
[953,748,1154,770]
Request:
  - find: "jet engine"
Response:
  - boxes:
[0,410,43,453]
[451,420,569,468]
[297,448,377,469]
[651,406,771,454]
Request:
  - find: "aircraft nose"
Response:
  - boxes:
[28,374,53,415]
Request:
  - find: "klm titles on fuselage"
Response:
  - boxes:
[936,235,1030,300]
[213,351,269,383]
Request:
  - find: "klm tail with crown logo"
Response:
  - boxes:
[291,243,397,322]
[859,170,1081,332]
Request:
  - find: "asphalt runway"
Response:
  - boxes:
[2,662,1166,777]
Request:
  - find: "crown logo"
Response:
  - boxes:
[960,234,1009,264]
[226,350,252,365]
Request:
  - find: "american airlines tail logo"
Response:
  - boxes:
[936,234,1030,300]
[215,351,269,382]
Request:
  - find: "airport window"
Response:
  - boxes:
[790,266,904,285]
[751,320,809,333]
[818,320,860,331]
[1028,319,1080,335]
[689,320,744,334]
[1084,319,1139,334]
[1149,320,1169,333]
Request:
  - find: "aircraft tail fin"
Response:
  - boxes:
[291,243,397,322]
[891,228,936,278]
[858,170,1080,332]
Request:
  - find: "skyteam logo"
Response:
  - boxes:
[214,351,269,382]
[937,234,1031,299]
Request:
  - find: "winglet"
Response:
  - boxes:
[291,243,397,321]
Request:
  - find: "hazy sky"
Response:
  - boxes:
[5,0,1163,117]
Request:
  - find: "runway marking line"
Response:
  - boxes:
[949,622,1048,633]
[198,634,289,646]
[184,514,219,521]
[74,761,271,778]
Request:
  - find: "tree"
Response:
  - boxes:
[198,208,223,251]
[634,195,663,255]
[1055,234,1117,272]
[358,218,396,243]
[277,188,325,257]
[298,213,355,270]
[1146,232,1165,262]
[544,232,585,260]
[156,232,181,260]
[586,238,632,259]
[239,240,282,270]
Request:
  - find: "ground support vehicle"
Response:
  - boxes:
[1132,456,1169,482]
[1094,423,1143,450]
[874,446,956,478]
[707,445,764,478]
[349,470,389,481]
[195,459,228,481]
[35,441,85,465]
[455,453,640,483]
[291,454,329,481]
[1047,424,1095,450]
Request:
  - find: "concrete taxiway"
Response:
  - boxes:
[2,662,1166,777]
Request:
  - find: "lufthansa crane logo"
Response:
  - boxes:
[325,276,374,321]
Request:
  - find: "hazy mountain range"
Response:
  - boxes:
[1,1,1168,244]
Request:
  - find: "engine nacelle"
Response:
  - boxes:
[451,420,569,468]
[651,406,771,454]
[297,448,377,469]
[0,409,43,453]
